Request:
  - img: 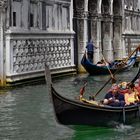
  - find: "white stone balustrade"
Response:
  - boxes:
[11,38,71,74]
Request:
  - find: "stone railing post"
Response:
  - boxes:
[0,0,7,87]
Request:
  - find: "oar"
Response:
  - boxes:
[131,66,140,84]
[101,54,116,83]
[93,44,140,99]
[122,45,140,63]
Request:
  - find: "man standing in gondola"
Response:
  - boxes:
[86,39,97,63]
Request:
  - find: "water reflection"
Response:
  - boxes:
[71,124,139,140]
[0,91,20,139]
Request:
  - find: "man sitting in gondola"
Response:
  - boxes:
[96,59,110,67]
[96,59,106,66]
[103,84,125,107]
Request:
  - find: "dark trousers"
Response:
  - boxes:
[87,51,93,63]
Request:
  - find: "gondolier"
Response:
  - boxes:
[86,39,97,63]
[81,45,139,75]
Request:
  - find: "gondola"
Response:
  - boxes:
[45,64,140,127]
[81,53,137,75]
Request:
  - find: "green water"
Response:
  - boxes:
[0,67,140,140]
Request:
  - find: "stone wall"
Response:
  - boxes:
[0,0,75,86]
[5,32,75,82]
[73,0,140,73]
[123,0,140,56]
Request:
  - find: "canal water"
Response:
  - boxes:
[0,67,140,140]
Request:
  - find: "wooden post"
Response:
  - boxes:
[128,38,131,56]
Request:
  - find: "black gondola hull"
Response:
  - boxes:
[81,54,136,75]
[52,87,140,126]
